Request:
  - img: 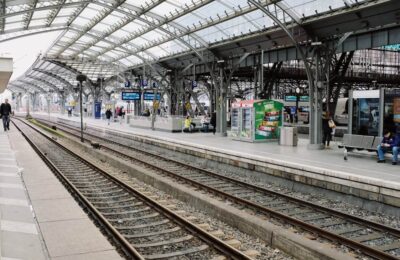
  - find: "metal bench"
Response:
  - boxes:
[339,135,390,160]
[339,134,377,150]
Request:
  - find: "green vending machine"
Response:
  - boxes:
[229,100,283,142]
[254,100,283,141]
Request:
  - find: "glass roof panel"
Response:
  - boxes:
[146,45,169,58]
[99,15,121,26]
[125,0,150,7]
[91,22,111,33]
[52,17,69,25]
[282,0,347,17]
[192,1,229,19]
[58,7,77,16]
[109,28,130,39]
[28,19,48,28]
[31,10,51,20]
[6,14,25,23]
[126,55,142,63]
[129,36,150,47]
[72,16,90,27]
[150,2,180,16]
[4,22,24,31]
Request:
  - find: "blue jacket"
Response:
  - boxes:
[382,134,400,148]
[393,134,400,147]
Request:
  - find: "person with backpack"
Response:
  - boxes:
[0,99,12,131]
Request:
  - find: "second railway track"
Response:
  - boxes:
[13,118,252,260]
[35,117,400,260]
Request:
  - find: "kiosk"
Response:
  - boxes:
[230,100,283,142]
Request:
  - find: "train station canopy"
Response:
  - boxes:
[1,0,396,93]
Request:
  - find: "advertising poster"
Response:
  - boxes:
[254,100,283,140]
[356,98,379,136]
[393,98,400,123]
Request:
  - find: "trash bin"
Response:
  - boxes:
[279,127,298,146]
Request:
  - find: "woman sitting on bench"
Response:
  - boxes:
[377,130,400,165]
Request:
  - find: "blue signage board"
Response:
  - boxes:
[299,96,309,102]
[143,92,161,100]
[284,96,297,102]
[94,101,102,119]
[122,92,141,100]
[285,95,309,102]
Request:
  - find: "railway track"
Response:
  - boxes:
[36,118,400,260]
[13,118,251,260]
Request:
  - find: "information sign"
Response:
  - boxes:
[143,92,161,100]
[122,92,141,100]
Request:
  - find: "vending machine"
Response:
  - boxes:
[230,104,240,139]
[229,100,283,142]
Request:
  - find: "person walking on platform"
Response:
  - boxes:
[377,130,400,165]
[105,109,112,125]
[0,99,12,131]
[210,112,216,135]
[118,106,124,124]
[322,112,333,148]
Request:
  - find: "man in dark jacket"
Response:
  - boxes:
[0,99,12,131]
[210,112,216,135]
[377,130,400,165]
[105,109,112,125]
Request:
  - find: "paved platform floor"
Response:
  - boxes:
[1,125,122,260]
[32,112,400,191]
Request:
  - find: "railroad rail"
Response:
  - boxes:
[36,117,400,260]
[12,118,251,260]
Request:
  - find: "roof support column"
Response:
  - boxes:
[26,93,31,117]
[248,0,319,148]
[309,50,324,149]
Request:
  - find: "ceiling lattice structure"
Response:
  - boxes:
[1,0,385,93]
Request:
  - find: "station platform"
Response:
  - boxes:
[1,126,122,260]
[31,112,400,211]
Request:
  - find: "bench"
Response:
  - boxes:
[338,134,379,152]
[338,134,390,160]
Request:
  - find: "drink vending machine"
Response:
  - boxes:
[229,100,284,142]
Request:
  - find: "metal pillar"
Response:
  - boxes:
[76,74,86,143]
[308,52,324,149]
[215,68,221,133]
[348,89,353,135]
[220,66,227,136]
[253,67,258,99]
[141,65,145,114]
[26,93,30,117]
[379,88,384,137]
[260,50,264,99]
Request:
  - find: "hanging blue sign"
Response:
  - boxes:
[122,92,141,100]
[141,79,148,87]
[284,96,297,102]
[94,101,102,119]
[299,96,309,102]
[143,92,161,100]
[191,80,197,89]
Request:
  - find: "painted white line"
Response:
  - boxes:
[0,164,18,169]
[2,257,23,260]
[1,220,38,235]
[0,197,28,207]
[0,183,24,189]
[0,172,19,177]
